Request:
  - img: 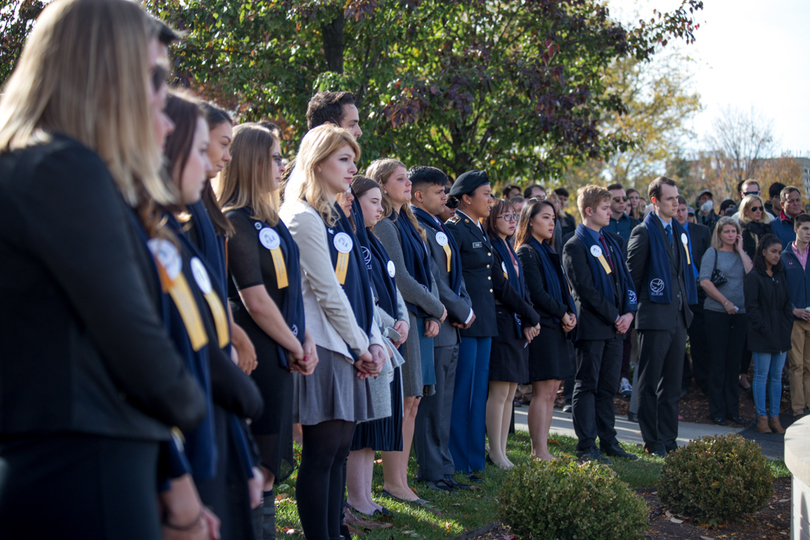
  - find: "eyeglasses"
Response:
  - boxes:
[743,190,760,196]
[750,206,763,212]
[272,154,283,167]
[498,213,519,222]
[612,196,628,203]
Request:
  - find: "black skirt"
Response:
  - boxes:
[489,307,529,383]
[239,314,295,482]
[528,323,573,382]
[350,366,404,452]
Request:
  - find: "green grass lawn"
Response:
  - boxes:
[273,431,789,539]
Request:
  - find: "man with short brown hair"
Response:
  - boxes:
[563,186,638,463]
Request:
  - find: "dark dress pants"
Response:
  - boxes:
[572,337,623,451]
[684,302,710,393]
[450,337,491,473]
[415,344,459,480]
[637,313,688,453]
[704,311,747,419]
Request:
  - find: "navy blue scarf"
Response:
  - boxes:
[491,234,526,338]
[529,237,576,323]
[574,224,638,314]
[238,207,306,368]
[160,214,219,482]
[189,201,228,296]
[328,204,374,349]
[347,196,398,319]
[642,213,698,305]
[413,206,463,295]
[389,209,432,317]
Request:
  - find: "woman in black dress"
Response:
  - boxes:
[217,123,318,534]
[515,199,577,460]
[483,199,540,468]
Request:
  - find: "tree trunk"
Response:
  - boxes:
[321,12,345,74]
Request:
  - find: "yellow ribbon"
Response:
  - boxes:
[335,252,349,285]
[157,261,208,352]
[442,244,452,272]
[202,290,230,349]
[597,254,612,275]
[270,247,289,289]
[682,239,691,265]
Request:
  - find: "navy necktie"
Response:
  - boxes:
[665,223,673,245]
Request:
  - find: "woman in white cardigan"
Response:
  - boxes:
[280,125,386,540]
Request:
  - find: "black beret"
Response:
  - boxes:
[449,170,490,197]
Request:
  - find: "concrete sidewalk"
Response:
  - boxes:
[513,408,782,459]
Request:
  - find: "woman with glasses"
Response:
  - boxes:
[483,200,540,468]
[740,194,773,259]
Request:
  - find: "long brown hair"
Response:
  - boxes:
[515,199,556,249]
[163,91,204,215]
[484,198,516,238]
[366,158,426,242]
[199,101,234,236]
[217,123,280,226]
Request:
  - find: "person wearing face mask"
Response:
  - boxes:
[772,186,805,248]
[696,190,719,231]
[280,125,386,540]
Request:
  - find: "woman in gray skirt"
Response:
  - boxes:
[368,158,446,505]
[280,125,387,540]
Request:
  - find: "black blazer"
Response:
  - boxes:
[0,136,206,439]
[516,243,571,328]
[446,211,497,338]
[417,212,473,347]
[490,245,541,328]
[689,222,712,275]
[562,233,630,341]
[627,216,694,330]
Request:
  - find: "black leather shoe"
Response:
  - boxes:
[562,404,573,413]
[467,473,484,483]
[644,446,666,458]
[601,443,639,461]
[727,416,746,425]
[627,411,638,423]
[712,417,727,426]
[444,475,471,490]
[575,447,611,464]
[423,479,454,493]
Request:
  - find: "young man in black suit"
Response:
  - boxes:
[410,166,475,493]
[627,177,697,457]
[676,195,712,395]
[563,186,638,463]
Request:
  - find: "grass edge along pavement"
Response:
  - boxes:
[273,431,790,539]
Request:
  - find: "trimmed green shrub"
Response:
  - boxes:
[658,434,773,524]
[498,458,648,540]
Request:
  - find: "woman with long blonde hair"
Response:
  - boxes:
[280,125,386,540]
[0,1,207,537]
[368,158,446,504]
[218,123,318,538]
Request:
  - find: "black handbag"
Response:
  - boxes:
[710,248,727,286]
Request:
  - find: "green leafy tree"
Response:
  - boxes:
[1,0,704,183]
[0,0,45,83]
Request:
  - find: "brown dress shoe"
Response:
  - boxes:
[756,416,772,433]
[769,416,786,434]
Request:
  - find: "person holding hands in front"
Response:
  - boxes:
[563,186,638,464]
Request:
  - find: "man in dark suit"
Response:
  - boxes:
[627,177,697,456]
[410,166,475,493]
[563,186,638,463]
[676,195,712,395]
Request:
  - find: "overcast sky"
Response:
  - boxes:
[607,0,809,157]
